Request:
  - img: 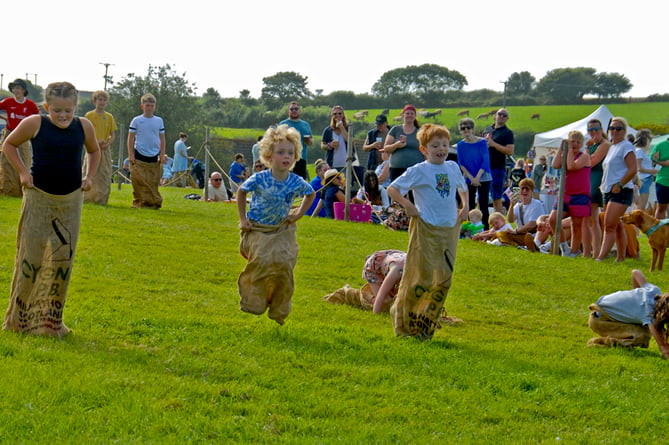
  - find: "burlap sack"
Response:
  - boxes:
[0,130,32,197]
[238,222,299,325]
[323,283,393,312]
[83,147,112,204]
[390,216,460,339]
[130,159,162,208]
[3,187,83,337]
[587,303,651,348]
[494,231,537,252]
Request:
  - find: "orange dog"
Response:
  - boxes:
[621,210,669,272]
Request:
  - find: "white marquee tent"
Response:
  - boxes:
[532,104,637,151]
[532,105,642,209]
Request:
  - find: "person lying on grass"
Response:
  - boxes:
[588,269,669,358]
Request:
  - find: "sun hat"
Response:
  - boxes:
[8,78,28,95]
[322,168,343,186]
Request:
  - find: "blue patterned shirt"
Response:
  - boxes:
[241,170,313,225]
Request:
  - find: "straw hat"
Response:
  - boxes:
[322,169,344,186]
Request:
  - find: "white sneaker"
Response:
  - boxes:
[539,242,551,254]
[560,241,571,256]
[487,239,502,246]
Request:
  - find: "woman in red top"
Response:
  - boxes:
[549,130,591,257]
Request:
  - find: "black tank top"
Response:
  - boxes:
[31,116,85,195]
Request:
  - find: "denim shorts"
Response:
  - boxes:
[604,188,633,206]
[639,175,654,195]
[490,168,506,200]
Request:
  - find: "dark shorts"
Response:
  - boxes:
[291,158,308,181]
[604,188,633,206]
[591,187,603,207]
[490,168,506,200]
[656,182,669,205]
[553,193,591,217]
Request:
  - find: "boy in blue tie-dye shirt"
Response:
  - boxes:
[236,125,315,324]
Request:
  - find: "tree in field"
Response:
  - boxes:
[371,64,468,99]
[535,67,597,103]
[594,72,633,98]
[261,71,311,109]
[109,64,201,144]
[506,71,536,96]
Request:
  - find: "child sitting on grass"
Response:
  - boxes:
[472,212,512,242]
[237,124,315,325]
[311,168,345,218]
[460,208,485,238]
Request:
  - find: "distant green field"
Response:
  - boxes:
[215,102,669,141]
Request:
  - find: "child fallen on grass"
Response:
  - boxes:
[587,269,669,358]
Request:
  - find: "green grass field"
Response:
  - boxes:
[1,186,669,443]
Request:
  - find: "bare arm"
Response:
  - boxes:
[287,191,316,224]
[159,133,167,164]
[237,188,251,230]
[387,185,418,217]
[506,201,517,224]
[377,161,390,185]
[127,132,136,163]
[589,140,611,166]
[372,263,402,314]
[311,199,324,218]
[81,118,101,191]
[567,150,590,170]
[637,157,658,175]
[457,189,469,224]
[619,152,638,186]
[362,135,375,152]
[552,147,563,169]
[107,129,116,148]
[649,323,669,359]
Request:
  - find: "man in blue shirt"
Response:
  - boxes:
[279,101,312,181]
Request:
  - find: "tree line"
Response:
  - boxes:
[4,63,667,158]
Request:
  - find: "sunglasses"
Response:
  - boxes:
[332,112,343,115]
[497,112,508,117]
[609,126,625,132]
[459,126,473,130]
[520,186,531,191]
[587,126,601,132]
[289,107,300,111]
[212,178,222,182]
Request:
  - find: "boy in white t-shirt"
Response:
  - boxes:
[387,124,468,339]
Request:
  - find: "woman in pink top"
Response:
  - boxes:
[549,131,591,257]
